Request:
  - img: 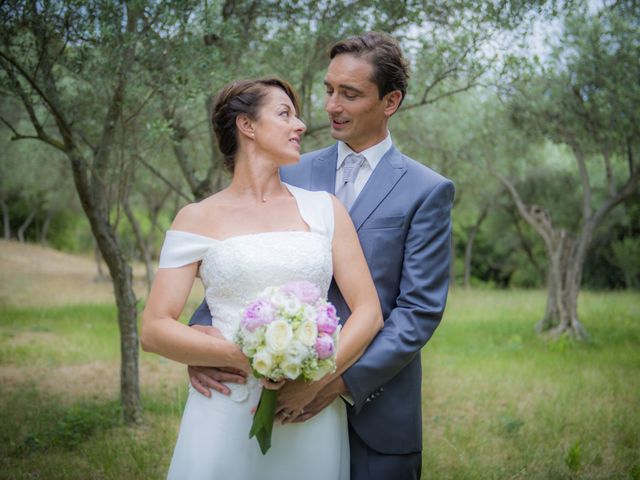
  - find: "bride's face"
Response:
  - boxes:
[252,87,306,166]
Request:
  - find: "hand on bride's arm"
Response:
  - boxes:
[188,326,248,398]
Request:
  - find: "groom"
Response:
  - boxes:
[189,32,454,480]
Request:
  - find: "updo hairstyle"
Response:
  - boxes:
[211,77,301,171]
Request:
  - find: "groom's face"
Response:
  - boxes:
[324,54,390,152]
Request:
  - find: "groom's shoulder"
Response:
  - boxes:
[300,144,336,165]
[394,148,452,188]
[281,144,336,180]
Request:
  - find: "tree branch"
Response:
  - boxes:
[0,50,70,140]
[93,3,140,181]
[0,57,66,151]
[570,143,593,220]
[124,87,158,125]
[602,147,615,197]
[136,156,192,203]
[490,167,555,253]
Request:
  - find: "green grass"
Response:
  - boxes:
[422,289,640,479]
[0,290,638,479]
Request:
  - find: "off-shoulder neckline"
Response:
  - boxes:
[165,229,325,244]
[169,182,328,242]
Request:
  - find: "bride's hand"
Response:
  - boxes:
[275,379,321,423]
[190,324,251,375]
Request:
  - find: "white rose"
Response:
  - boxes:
[244,328,264,348]
[296,320,318,347]
[302,304,317,322]
[281,361,302,380]
[253,350,274,377]
[285,340,309,364]
[282,295,302,316]
[269,291,290,309]
[265,320,293,354]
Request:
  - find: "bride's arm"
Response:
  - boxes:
[140,207,249,373]
[141,265,247,371]
[277,197,382,413]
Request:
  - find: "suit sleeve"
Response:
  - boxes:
[342,179,455,413]
[189,299,213,326]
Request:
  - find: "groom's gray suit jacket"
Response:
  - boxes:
[190,143,454,455]
[280,144,454,455]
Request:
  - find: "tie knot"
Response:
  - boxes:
[343,154,365,184]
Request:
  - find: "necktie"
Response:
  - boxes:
[337,153,366,210]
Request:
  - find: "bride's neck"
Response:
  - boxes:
[229,153,285,202]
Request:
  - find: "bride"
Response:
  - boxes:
[141,77,382,480]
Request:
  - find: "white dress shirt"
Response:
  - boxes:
[335,133,393,198]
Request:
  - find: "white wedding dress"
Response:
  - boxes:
[158,183,349,480]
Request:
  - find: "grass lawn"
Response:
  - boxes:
[0,289,638,479]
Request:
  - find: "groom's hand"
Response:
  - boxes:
[290,377,348,423]
[188,325,247,398]
[188,365,247,397]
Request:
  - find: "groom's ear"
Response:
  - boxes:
[383,90,402,117]
[236,114,255,139]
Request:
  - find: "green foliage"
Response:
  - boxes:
[611,237,640,289]
[1,388,123,455]
[565,440,582,473]
[1,1,638,295]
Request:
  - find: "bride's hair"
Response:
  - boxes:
[211,77,300,171]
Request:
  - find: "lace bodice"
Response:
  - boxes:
[198,230,331,339]
[159,183,334,337]
[158,184,335,400]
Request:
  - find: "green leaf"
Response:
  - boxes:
[249,389,278,455]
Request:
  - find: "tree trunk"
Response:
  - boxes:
[463,204,489,288]
[1,1,143,425]
[17,210,36,243]
[39,209,54,245]
[93,239,109,281]
[535,230,588,339]
[124,200,154,293]
[1,200,10,239]
[71,150,141,424]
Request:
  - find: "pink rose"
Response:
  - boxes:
[316,303,338,334]
[282,281,321,304]
[242,299,275,332]
[315,333,335,359]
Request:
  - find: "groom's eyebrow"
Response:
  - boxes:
[323,80,364,95]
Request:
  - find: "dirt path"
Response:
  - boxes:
[0,240,205,399]
[0,239,203,307]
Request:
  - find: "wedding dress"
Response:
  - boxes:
[158,183,349,480]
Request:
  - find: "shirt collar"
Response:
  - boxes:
[337,133,393,172]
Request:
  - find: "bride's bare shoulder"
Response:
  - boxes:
[170,192,227,233]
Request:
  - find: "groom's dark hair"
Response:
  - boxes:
[329,32,410,108]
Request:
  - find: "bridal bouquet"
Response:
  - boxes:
[236,281,340,454]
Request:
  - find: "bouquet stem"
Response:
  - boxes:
[249,388,278,454]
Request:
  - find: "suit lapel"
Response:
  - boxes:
[310,144,338,194]
[350,146,407,231]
